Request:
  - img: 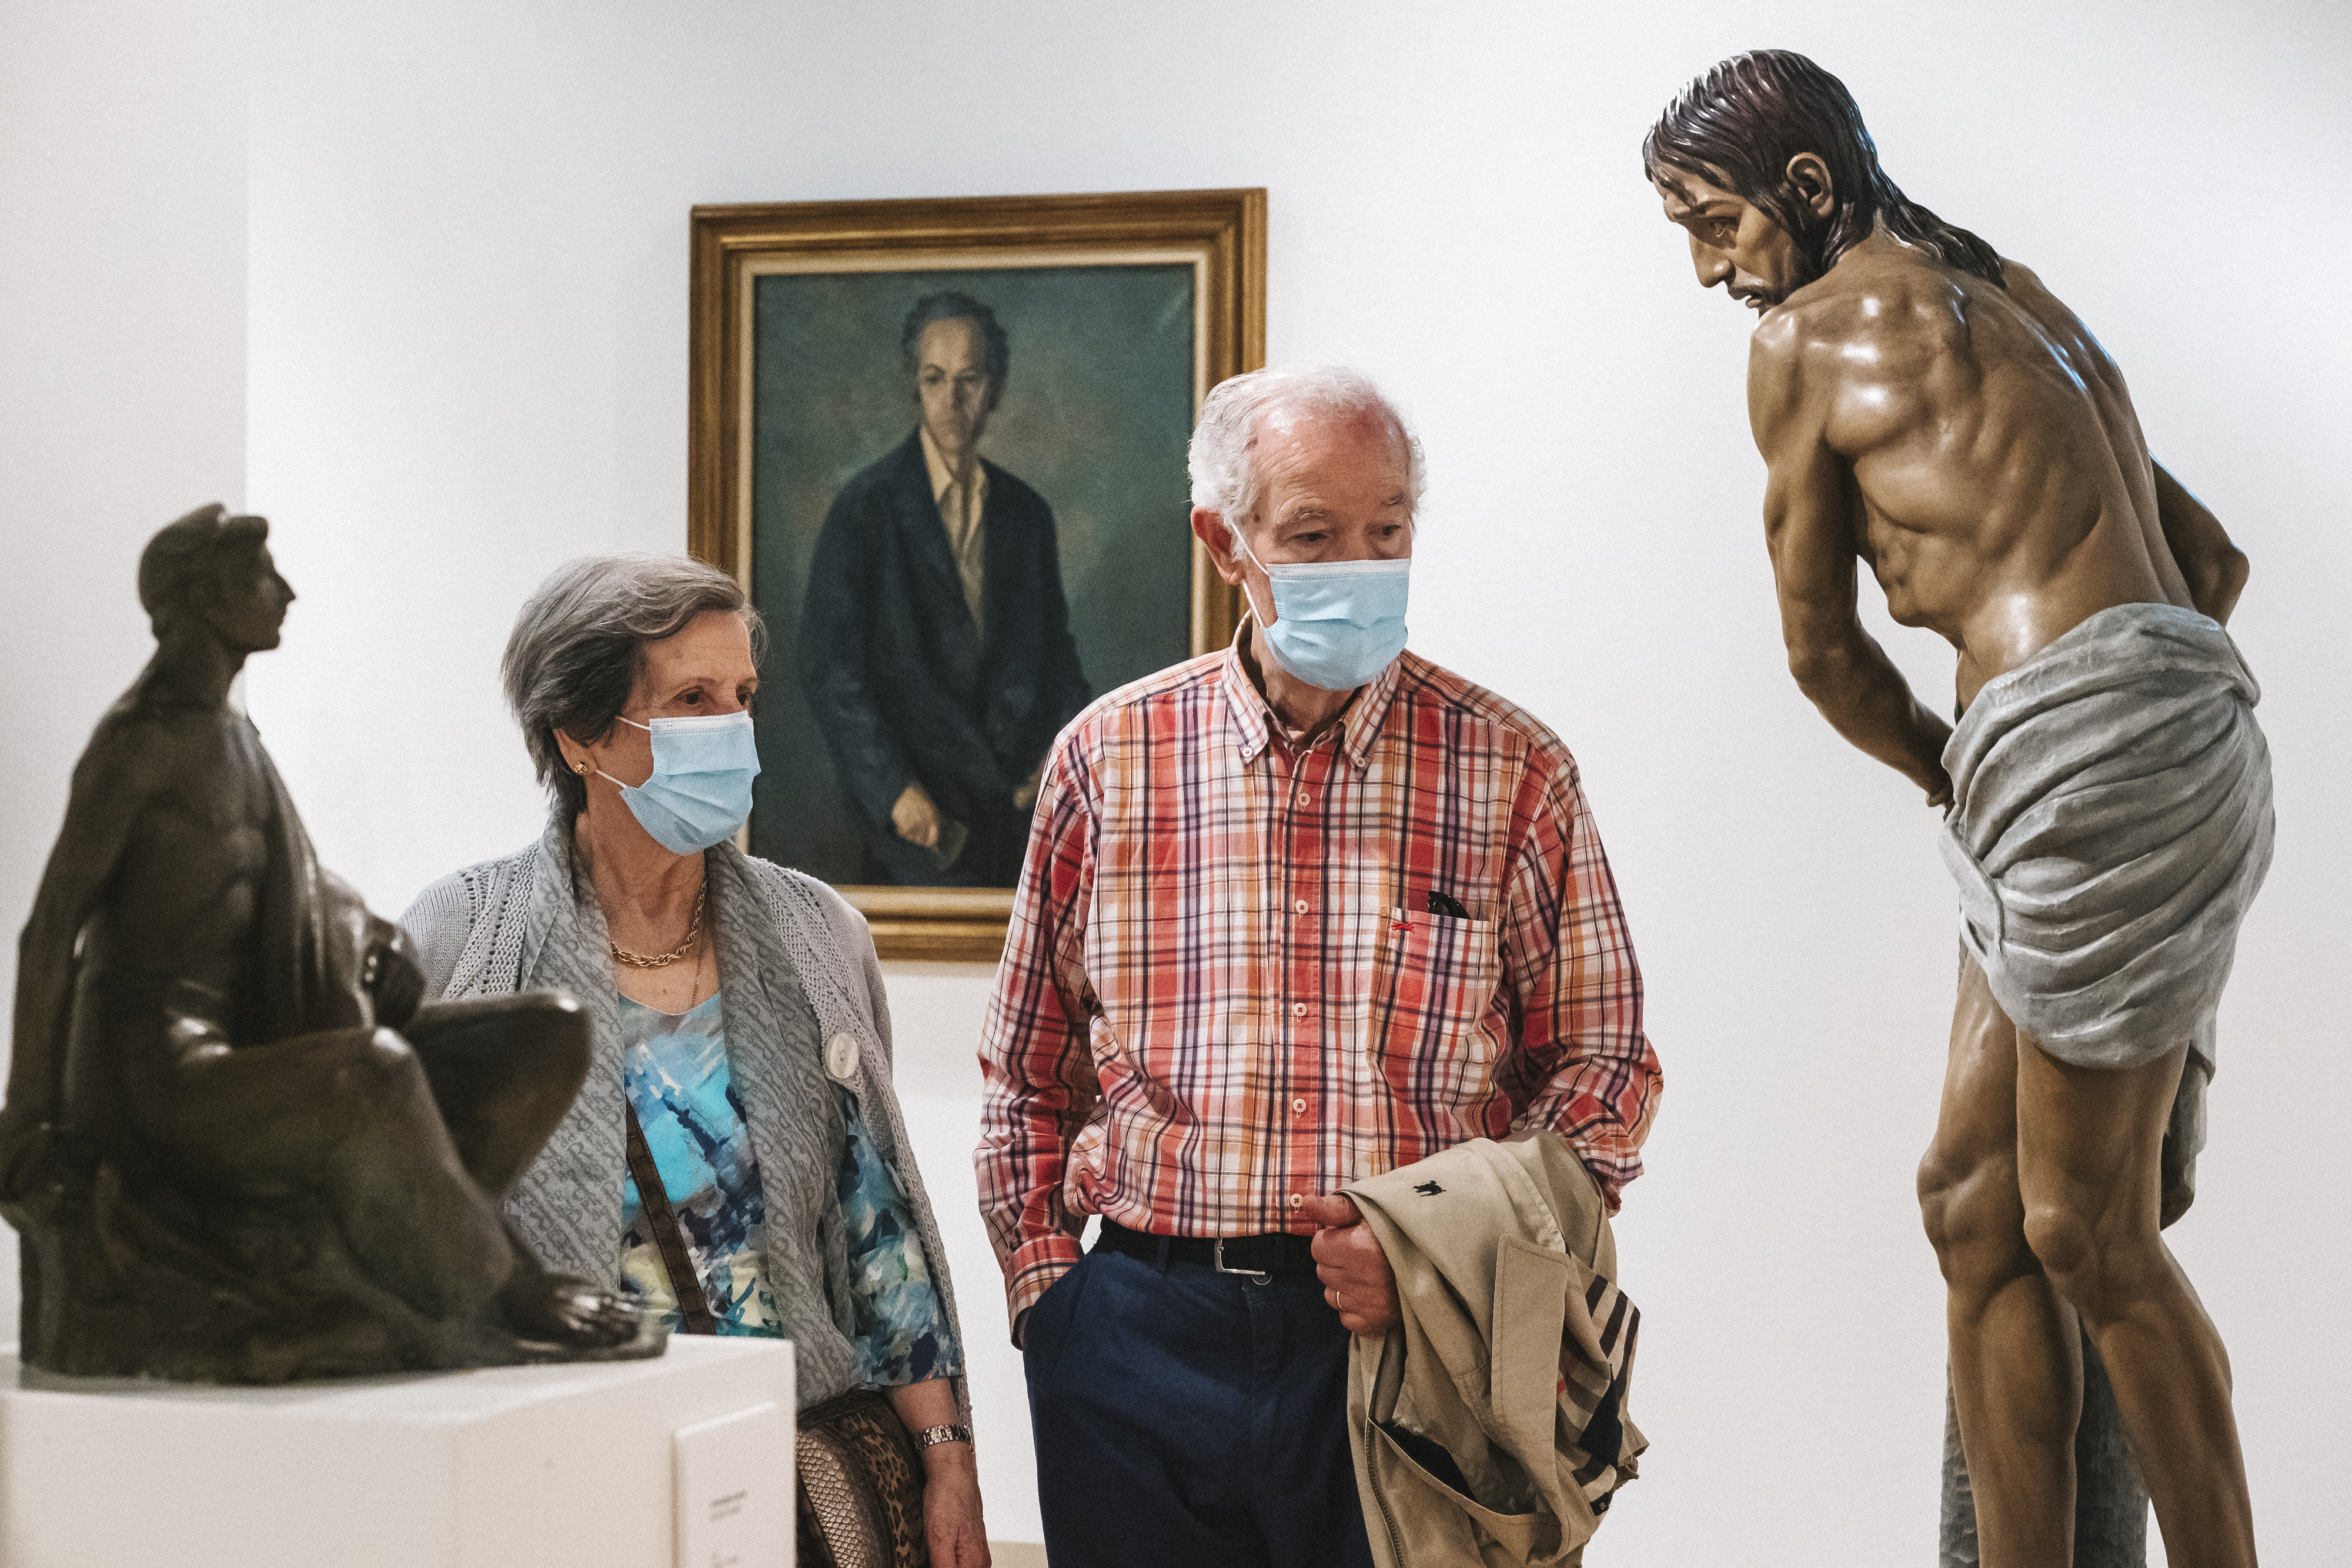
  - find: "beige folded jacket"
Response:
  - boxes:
[1344,1132,1643,1568]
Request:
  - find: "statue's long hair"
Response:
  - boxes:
[1643,50,2004,292]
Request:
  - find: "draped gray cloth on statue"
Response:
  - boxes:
[400,821,970,1417]
[1938,601,2273,1074]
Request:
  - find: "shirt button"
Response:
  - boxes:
[1287,1193,1304,1209]
[1293,899,1310,915]
[1291,1001,1308,1018]
[1295,791,1311,807]
[1291,1097,1307,1114]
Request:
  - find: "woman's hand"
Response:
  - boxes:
[921,1443,991,1568]
[886,1378,989,1566]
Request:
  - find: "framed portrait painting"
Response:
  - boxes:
[689,189,1265,961]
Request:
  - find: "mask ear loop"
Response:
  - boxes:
[1229,525,1277,629]
[587,716,655,790]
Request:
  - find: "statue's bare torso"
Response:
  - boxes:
[83,712,270,986]
[1753,238,2196,706]
[62,705,280,1142]
[1720,228,2246,810]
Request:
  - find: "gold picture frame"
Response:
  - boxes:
[689,188,1265,962]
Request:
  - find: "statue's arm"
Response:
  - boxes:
[5,720,151,1147]
[1749,325,1955,805]
[2150,463,2248,625]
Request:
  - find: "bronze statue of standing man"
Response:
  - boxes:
[1646,51,2272,1568]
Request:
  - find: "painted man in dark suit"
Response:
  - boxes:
[801,292,1092,887]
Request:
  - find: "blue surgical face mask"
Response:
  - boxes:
[1234,530,1411,691]
[593,711,761,854]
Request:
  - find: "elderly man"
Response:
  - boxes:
[977,367,1662,1566]
[1646,51,2271,1568]
[801,290,1092,887]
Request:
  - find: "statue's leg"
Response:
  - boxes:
[1917,954,2078,1568]
[1940,1333,2151,1568]
[2072,1334,2150,1563]
[130,1021,514,1321]
[2013,1037,2256,1568]
[402,992,592,1197]
[402,994,641,1350]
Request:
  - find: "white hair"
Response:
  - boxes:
[1187,366,1425,537]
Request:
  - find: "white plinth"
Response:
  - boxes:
[0,1335,794,1568]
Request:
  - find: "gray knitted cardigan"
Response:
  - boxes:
[400,820,968,1417]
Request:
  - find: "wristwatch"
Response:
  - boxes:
[913,1423,974,1449]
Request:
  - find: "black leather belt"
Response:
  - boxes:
[1095,1219,1319,1281]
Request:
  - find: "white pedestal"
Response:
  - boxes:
[0,1336,794,1568]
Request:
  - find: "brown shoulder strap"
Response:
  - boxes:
[623,1100,719,1334]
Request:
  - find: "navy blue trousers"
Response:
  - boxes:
[1024,1243,1377,1568]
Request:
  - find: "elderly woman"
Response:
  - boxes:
[402,553,986,1567]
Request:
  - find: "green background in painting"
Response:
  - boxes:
[749,263,1197,885]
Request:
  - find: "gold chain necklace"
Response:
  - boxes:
[610,882,706,969]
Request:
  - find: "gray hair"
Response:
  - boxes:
[502,552,766,819]
[1187,366,1426,540]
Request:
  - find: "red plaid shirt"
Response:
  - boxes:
[976,637,1662,1326]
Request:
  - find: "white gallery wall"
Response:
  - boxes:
[3,1,2346,1561]
[0,0,249,1368]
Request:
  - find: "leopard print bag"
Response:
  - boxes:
[796,1389,930,1568]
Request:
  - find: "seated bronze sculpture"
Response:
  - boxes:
[1,505,657,1381]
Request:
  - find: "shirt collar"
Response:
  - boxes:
[917,424,981,505]
[1218,613,1405,770]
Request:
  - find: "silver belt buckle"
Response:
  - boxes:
[1212,1238,1271,1285]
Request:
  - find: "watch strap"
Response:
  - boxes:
[913,1422,974,1449]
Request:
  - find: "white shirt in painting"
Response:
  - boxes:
[919,423,988,635]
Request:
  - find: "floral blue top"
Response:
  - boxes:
[616,991,961,1386]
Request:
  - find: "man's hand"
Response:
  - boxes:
[1013,763,1043,813]
[891,781,941,848]
[1301,1192,1399,1338]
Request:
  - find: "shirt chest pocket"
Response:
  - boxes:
[1368,908,1504,1100]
